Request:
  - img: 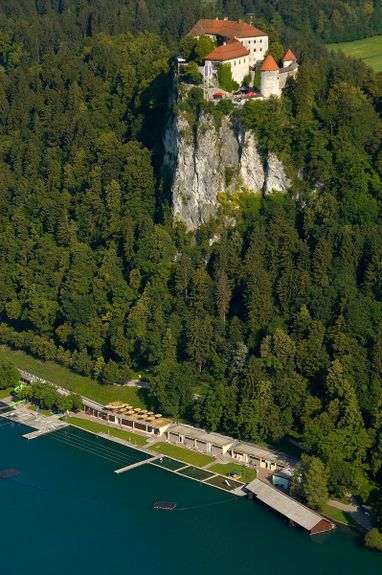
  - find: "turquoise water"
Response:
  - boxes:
[1,422,381,575]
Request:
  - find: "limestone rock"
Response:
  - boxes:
[163,109,291,231]
[264,153,291,194]
[239,130,265,192]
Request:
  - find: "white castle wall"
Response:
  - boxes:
[260,70,281,98]
[240,35,269,66]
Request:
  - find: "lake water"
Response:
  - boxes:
[0,421,381,575]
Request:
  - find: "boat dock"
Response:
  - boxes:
[114,455,161,474]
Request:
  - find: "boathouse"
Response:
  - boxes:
[229,442,295,471]
[166,424,234,455]
[246,479,334,535]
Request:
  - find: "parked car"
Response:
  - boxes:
[213,92,225,100]
[244,90,258,98]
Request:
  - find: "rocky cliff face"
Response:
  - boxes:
[163,110,291,231]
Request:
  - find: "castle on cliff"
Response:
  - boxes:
[188,18,298,98]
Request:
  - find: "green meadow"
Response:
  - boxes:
[327,35,382,72]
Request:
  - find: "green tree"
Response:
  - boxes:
[365,529,382,551]
[0,360,19,389]
[292,454,329,511]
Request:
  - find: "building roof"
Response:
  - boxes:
[283,48,297,62]
[259,54,279,72]
[188,18,267,39]
[246,479,326,531]
[231,442,297,468]
[279,62,299,74]
[82,397,171,430]
[168,423,234,447]
[273,468,293,480]
[205,39,249,62]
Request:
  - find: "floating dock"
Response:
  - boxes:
[0,469,20,479]
[154,501,177,510]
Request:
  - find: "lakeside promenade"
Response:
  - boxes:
[1,369,368,533]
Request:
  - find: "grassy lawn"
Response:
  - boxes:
[66,416,148,446]
[327,36,382,72]
[322,503,358,528]
[0,346,147,408]
[0,388,13,399]
[208,462,256,483]
[149,442,215,467]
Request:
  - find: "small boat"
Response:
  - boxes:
[153,501,177,510]
[0,469,20,479]
[224,479,231,487]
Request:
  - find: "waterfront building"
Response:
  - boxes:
[246,479,334,535]
[229,441,295,471]
[82,398,172,436]
[166,423,234,455]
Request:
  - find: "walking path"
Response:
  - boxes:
[328,498,373,530]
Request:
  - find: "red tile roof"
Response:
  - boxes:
[188,18,267,39]
[259,54,279,71]
[205,39,250,62]
[283,48,297,62]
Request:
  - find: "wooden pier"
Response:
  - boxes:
[114,455,161,474]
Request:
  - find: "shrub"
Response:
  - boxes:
[218,63,239,93]
[181,62,203,85]
[365,529,382,551]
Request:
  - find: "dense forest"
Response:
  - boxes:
[1,0,382,527]
[0,0,382,60]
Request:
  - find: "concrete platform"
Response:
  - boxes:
[0,406,68,439]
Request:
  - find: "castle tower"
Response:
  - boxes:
[282,48,297,68]
[259,54,280,98]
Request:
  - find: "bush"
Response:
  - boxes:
[181,62,203,85]
[215,99,234,115]
[218,63,239,93]
[243,72,252,87]
[365,529,382,551]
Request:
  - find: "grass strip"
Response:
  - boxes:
[149,442,214,467]
[67,416,148,446]
[0,346,147,408]
[321,503,359,528]
[208,463,256,483]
